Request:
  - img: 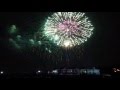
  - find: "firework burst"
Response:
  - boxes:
[43,12,94,48]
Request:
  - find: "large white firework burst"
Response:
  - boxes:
[43,12,94,48]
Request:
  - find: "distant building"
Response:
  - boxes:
[58,68,100,75]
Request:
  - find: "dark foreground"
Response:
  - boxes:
[0,74,120,80]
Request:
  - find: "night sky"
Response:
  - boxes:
[0,12,120,73]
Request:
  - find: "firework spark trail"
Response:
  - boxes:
[43,12,94,48]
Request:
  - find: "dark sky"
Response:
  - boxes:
[0,12,120,73]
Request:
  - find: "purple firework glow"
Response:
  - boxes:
[43,12,94,47]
